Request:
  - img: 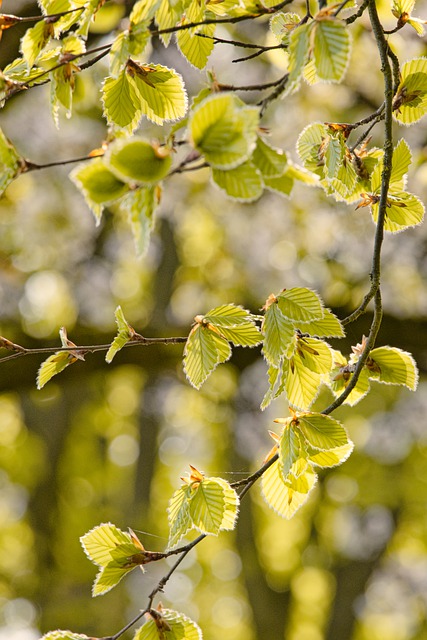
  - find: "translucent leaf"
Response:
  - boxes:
[135,609,202,640]
[41,632,92,640]
[328,352,371,405]
[102,70,142,132]
[261,458,317,519]
[307,441,354,468]
[177,23,215,69]
[36,351,78,390]
[130,0,161,23]
[324,135,344,179]
[126,60,187,125]
[155,0,185,46]
[261,364,281,410]
[106,306,135,364]
[80,522,143,567]
[313,19,351,82]
[92,563,135,597]
[279,422,303,480]
[296,122,328,177]
[20,19,53,68]
[393,58,427,125]
[270,12,301,45]
[296,413,350,450]
[211,162,264,202]
[286,161,319,185]
[298,308,345,337]
[294,337,333,374]
[367,346,418,390]
[76,0,104,39]
[183,323,231,389]
[371,190,425,233]
[189,93,259,169]
[201,304,262,346]
[390,138,412,187]
[109,32,132,77]
[252,137,288,178]
[39,0,81,36]
[70,160,129,222]
[264,172,294,197]
[285,339,333,410]
[189,477,239,534]
[276,287,324,322]
[167,486,193,549]
[0,128,21,196]
[107,139,172,184]
[262,302,294,367]
[118,187,159,256]
[286,23,312,95]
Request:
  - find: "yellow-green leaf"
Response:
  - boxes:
[135,608,202,640]
[262,302,294,367]
[367,346,418,390]
[183,323,232,389]
[71,160,129,222]
[211,162,264,201]
[277,287,325,322]
[296,413,350,450]
[261,458,317,519]
[167,486,193,549]
[102,70,142,132]
[393,58,427,125]
[313,19,351,82]
[177,23,215,69]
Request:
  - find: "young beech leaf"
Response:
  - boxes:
[295,413,351,450]
[261,364,281,410]
[167,485,193,549]
[106,306,136,363]
[37,328,85,389]
[70,160,129,222]
[298,308,345,338]
[106,138,172,184]
[20,19,54,69]
[80,523,147,596]
[177,22,215,69]
[367,346,419,390]
[328,350,371,405]
[188,477,239,534]
[40,632,93,640]
[261,457,317,519]
[118,187,159,256]
[102,70,142,132]
[135,608,202,640]
[126,59,188,125]
[393,58,427,125]
[278,421,305,480]
[285,337,333,410]
[286,22,312,95]
[189,93,259,169]
[211,161,264,202]
[313,19,351,83]
[262,301,294,367]
[296,122,328,178]
[269,12,301,45]
[183,323,231,389]
[199,304,262,345]
[264,172,294,197]
[371,191,425,233]
[307,442,354,468]
[252,137,288,178]
[276,287,325,322]
[0,128,22,196]
[155,0,184,46]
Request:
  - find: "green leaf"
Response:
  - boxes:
[252,137,288,177]
[135,608,202,640]
[126,60,188,125]
[276,287,325,322]
[189,477,239,534]
[278,421,305,480]
[201,304,262,346]
[261,364,281,410]
[313,19,351,82]
[296,413,350,450]
[155,0,185,46]
[323,134,345,179]
[261,458,317,519]
[393,58,427,125]
[20,19,54,68]
[211,162,264,201]
[102,70,142,132]
[307,442,354,468]
[183,323,232,389]
[298,308,345,337]
[286,23,312,95]
[328,350,371,406]
[167,486,193,549]
[367,346,418,390]
[262,302,294,366]
[177,23,215,69]
[283,337,333,410]
[0,128,22,196]
[264,172,294,197]
[70,160,129,222]
[296,122,328,177]
[39,0,81,36]
[76,0,104,39]
[40,632,92,640]
[36,351,78,390]
[107,139,172,184]
[106,306,135,364]
[118,187,159,256]
[371,190,425,233]
[270,12,301,45]
[189,93,259,169]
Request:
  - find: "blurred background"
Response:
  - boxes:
[1,1,427,639]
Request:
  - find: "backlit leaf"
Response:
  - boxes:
[201,304,262,346]
[264,172,294,197]
[102,70,142,132]
[212,162,264,201]
[80,522,144,568]
[167,486,193,549]
[371,190,424,232]
[286,22,312,95]
[276,287,324,322]
[106,306,135,364]
[261,458,317,519]
[36,351,78,390]
[270,12,301,45]
[189,93,259,169]
[0,128,22,196]
[393,58,427,125]
[177,23,215,69]
[298,308,345,337]
[307,442,354,468]
[279,422,304,480]
[252,137,288,177]
[189,477,239,534]
[119,187,159,256]
[107,139,172,184]
[367,346,418,390]
[41,632,92,640]
[328,351,371,405]
[126,60,187,125]
[296,413,350,450]
[313,19,351,82]
[135,608,202,640]
[262,302,294,366]
[20,19,53,68]
[70,160,129,222]
[183,323,231,389]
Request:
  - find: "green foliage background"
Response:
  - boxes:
[0,1,427,640]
